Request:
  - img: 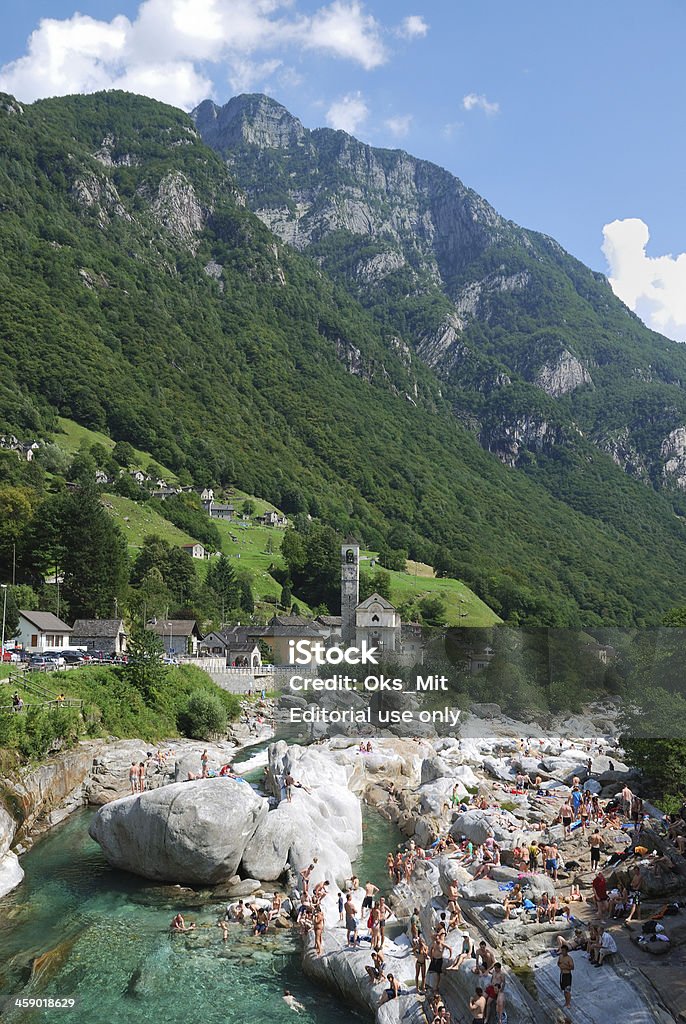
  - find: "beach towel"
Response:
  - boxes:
[498,882,516,892]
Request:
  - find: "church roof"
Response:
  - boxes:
[356,592,396,611]
[343,535,359,546]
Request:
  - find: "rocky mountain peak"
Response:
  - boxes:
[192,93,306,152]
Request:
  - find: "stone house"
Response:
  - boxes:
[71,618,127,655]
[147,619,200,656]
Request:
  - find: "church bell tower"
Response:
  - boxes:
[341,539,360,648]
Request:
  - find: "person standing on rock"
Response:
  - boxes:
[427,933,453,991]
[560,799,573,838]
[129,761,138,794]
[137,761,146,793]
[201,749,209,777]
[591,872,609,916]
[362,880,379,912]
[557,944,574,1009]
[413,935,429,993]
[300,862,316,895]
[377,897,389,947]
[621,784,633,816]
[313,905,324,955]
[589,828,603,870]
[345,893,359,946]
[528,840,540,873]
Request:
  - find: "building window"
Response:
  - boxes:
[31,634,38,647]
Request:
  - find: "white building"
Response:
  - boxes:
[17,610,72,653]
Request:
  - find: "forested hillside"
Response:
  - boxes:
[2,90,686,626]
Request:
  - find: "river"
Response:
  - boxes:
[0,801,401,1024]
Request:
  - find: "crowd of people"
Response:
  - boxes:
[163,737,686,1022]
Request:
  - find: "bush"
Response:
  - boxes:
[178,690,228,739]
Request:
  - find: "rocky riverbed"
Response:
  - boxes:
[3,704,686,1024]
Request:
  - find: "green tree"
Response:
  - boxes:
[112,441,136,467]
[419,594,447,627]
[239,576,254,614]
[280,582,292,610]
[58,482,129,618]
[206,554,240,612]
[178,690,227,739]
[0,484,35,578]
[242,499,256,517]
[128,567,171,623]
[125,623,165,703]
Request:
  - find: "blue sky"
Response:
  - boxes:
[2,1,686,338]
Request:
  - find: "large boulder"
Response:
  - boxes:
[241,806,297,881]
[450,809,494,846]
[420,756,449,784]
[459,878,503,902]
[88,778,267,884]
[0,851,24,898]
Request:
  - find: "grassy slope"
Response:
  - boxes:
[102,493,196,551]
[55,417,179,482]
[52,421,498,625]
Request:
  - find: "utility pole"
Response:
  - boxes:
[1,584,7,658]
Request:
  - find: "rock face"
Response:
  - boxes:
[661,426,686,489]
[534,348,592,397]
[0,804,23,897]
[88,778,268,884]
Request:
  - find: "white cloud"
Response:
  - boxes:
[0,0,388,111]
[228,57,282,92]
[306,1,386,70]
[397,15,428,39]
[442,120,462,139]
[602,218,686,342]
[385,113,412,138]
[326,91,368,134]
[462,92,500,116]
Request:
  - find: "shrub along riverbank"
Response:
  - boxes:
[0,663,241,762]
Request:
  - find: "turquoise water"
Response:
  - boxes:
[0,804,402,1024]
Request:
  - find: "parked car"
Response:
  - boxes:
[1,649,20,663]
[44,652,66,667]
[61,651,85,666]
[162,655,179,666]
[28,656,56,672]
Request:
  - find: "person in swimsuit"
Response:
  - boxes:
[470,988,486,1024]
[365,949,386,984]
[170,913,195,932]
[472,941,495,975]
[283,990,305,1014]
[589,828,603,868]
[313,906,324,955]
[129,761,138,794]
[345,893,359,946]
[378,973,400,1005]
[413,936,428,993]
[558,944,574,1008]
[201,749,209,776]
[447,933,471,971]
[362,881,379,910]
[428,935,453,990]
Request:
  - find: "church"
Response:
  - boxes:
[341,539,420,661]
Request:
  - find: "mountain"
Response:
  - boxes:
[2,90,686,626]
[193,94,686,507]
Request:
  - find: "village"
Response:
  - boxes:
[4,542,430,678]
